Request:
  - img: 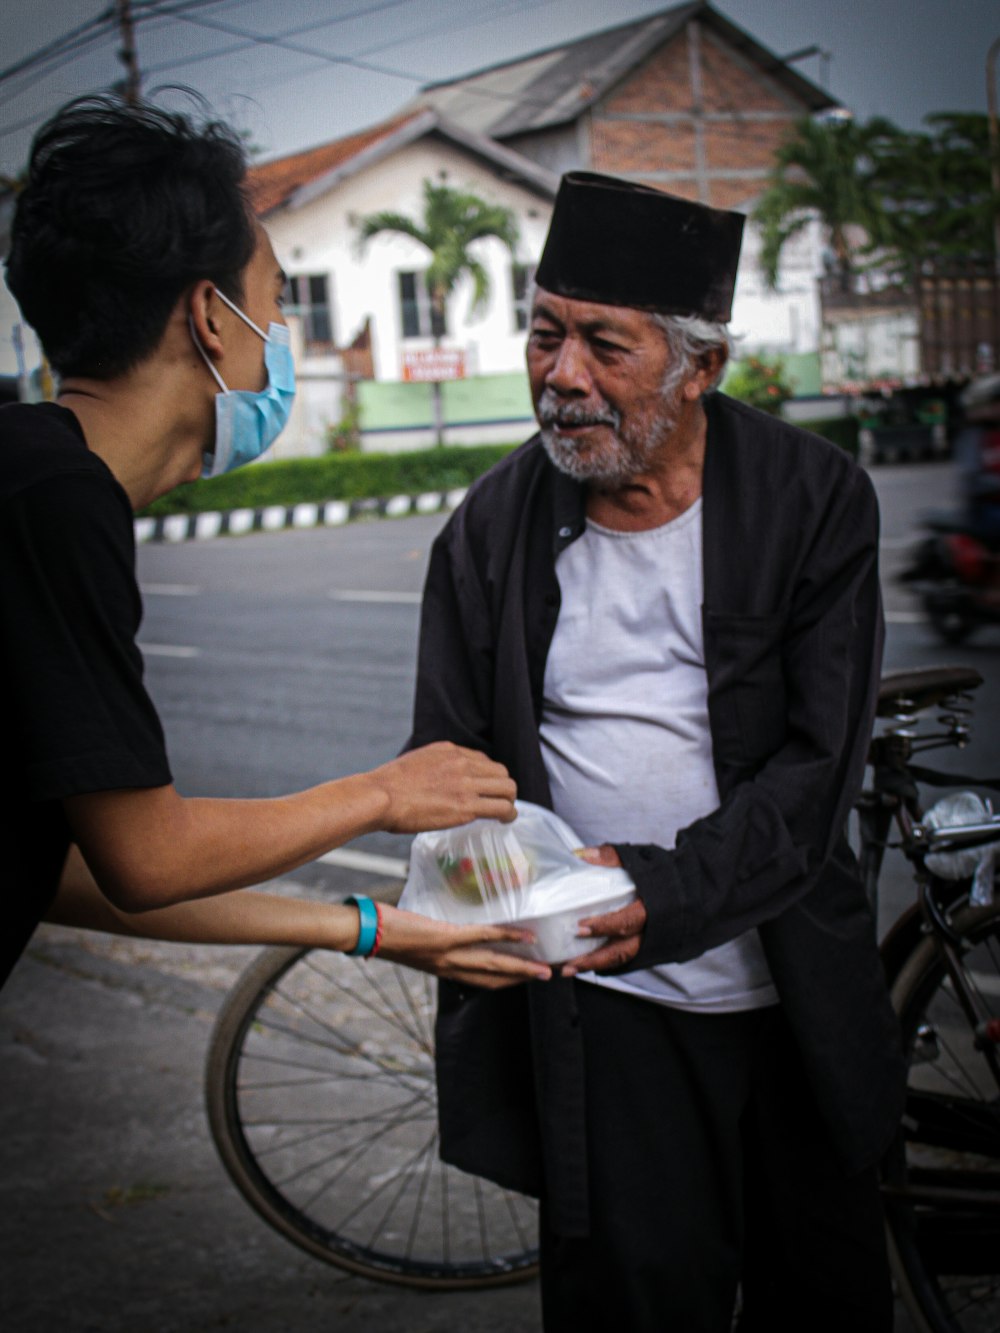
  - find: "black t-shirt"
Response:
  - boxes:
[0,402,171,985]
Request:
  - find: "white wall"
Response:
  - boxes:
[730,216,824,357]
[821,310,921,390]
[0,280,43,389]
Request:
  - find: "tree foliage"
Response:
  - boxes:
[867,113,995,276]
[753,115,894,289]
[753,112,997,290]
[723,355,794,415]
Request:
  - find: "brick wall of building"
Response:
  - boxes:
[591,18,809,210]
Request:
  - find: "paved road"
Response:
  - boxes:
[3,459,997,1332]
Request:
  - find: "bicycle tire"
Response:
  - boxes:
[205,944,540,1290]
[882,900,1000,1333]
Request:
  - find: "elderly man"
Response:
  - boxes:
[408,173,905,1332]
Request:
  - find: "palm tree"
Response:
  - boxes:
[356,178,520,444]
[753,115,896,292]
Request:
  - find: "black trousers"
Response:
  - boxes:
[539,985,892,1333]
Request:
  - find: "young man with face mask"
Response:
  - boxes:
[0,97,550,992]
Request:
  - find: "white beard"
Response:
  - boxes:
[536,386,680,486]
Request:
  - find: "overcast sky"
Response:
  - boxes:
[2,0,997,175]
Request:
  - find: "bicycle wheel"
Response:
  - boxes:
[205,945,540,1289]
[882,901,1000,1333]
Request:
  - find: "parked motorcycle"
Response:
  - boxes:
[900,373,1000,643]
[901,516,1000,643]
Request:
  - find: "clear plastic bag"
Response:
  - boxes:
[923,791,998,906]
[399,800,636,962]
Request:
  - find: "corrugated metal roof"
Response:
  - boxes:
[416,1,836,139]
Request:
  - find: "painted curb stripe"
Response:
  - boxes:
[135,490,463,544]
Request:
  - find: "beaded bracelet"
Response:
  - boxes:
[346,894,381,957]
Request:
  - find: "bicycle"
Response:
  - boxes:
[204,930,539,1290]
[859,664,1000,1333]
[205,665,999,1326]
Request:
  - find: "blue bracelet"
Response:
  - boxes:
[346,894,379,957]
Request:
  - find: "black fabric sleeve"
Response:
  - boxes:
[408,511,497,754]
[2,471,172,801]
[614,466,883,967]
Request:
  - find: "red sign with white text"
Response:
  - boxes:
[401,348,466,383]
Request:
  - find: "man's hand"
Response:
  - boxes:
[377,905,551,988]
[369,742,517,832]
[561,844,648,977]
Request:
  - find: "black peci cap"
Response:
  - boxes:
[535,171,745,322]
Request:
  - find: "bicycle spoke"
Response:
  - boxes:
[289,1099,432,1209]
[250,1004,434,1092]
[474,1173,490,1261]
[207,948,540,1286]
[403,1137,435,1260]
[333,1125,438,1234]
[503,1187,535,1252]
[360,1128,439,1254]
[300,954,431,1051]
[441,1149,451,1265]
[243,1101,434,1163]
[921,1033,988,1102]
[394,967,436,1050]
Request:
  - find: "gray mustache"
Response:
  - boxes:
[536,392,620,430]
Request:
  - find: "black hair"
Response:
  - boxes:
[5,94,257,380]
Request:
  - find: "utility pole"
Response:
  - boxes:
[115,0,142,105]
[988,36,1000,276]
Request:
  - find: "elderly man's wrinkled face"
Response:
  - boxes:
[527,290,684,485]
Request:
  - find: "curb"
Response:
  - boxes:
[134,487,469,544]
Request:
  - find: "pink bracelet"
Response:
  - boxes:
[369,900,384,958]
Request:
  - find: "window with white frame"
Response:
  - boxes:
[398,271,446,340]
[285,273,334,352]
[511,262,535,332]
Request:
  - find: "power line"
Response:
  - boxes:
[138,0,557,106]
[0,0,844,164]
[139,0,416,78]
[0,0,230,88]
[0,0,242,131]
[0,11,115,88]
[0,0,232,114]
[155,3,421,83]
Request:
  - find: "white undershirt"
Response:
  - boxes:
[540,501,778,1012]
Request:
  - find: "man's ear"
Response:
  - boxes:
[684,346,727,399]
[188,281,225,359]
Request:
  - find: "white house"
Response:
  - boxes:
[250,109,557,452]
[0,6,853,433]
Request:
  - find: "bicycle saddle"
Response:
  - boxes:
[877,666,984,717]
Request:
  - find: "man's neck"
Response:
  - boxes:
[57,340,211,511]
[586,399,708,533]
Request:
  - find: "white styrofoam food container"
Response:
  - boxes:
[495,883,637,964]
[399,801,637,964]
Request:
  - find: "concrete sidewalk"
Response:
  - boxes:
[1,924,918,1333]
[0,926,542,1333]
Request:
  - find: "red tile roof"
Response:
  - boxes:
[247,111,424,215]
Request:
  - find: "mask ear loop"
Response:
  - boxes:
[215,287,270,342]
[189,316,230,394]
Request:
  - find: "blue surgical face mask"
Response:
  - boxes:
[191,288,296,479]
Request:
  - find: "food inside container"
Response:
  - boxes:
[399,800,636,964]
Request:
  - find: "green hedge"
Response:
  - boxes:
[141,444,519,516]
[142,416,862,518]
[798,415,860,457]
